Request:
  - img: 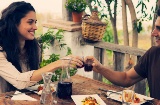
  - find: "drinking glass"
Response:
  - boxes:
[84,59,93,72]
[83,58,93,78]
[122,89,135,105]
[40,72,53,105]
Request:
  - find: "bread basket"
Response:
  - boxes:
[82,7,107,41]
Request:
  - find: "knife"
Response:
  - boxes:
[99,88,122,95]
[17,89,37,94]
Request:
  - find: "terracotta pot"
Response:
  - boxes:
[72,12,83,22]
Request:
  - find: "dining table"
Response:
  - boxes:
[0,74,159,105]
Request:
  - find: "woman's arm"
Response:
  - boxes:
[0,51,83,89]
[31,56,83,81]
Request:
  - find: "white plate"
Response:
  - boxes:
[26,84,56,91]
[25,84,56,95]
[26,84,44,91]
[71,94,106,105]
[106,90,154,105]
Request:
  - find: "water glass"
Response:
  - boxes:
[122,89,135,105]
[40,72,53,105]
[52,90,58,105]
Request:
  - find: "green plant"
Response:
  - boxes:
[39,29,65,50]
[65,0,87,13]
[38,29,77,83]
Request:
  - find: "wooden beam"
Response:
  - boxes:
[81,40,146,56]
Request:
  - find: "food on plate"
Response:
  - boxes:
[82,96,99,105]
[134,94,141,103]
[37,85,55,95]
[37,85,43,92]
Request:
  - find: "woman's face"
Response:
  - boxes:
[17,11,37,41]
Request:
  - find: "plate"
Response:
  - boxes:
[25,84,42,91]
[106,90,154,105]
[25,84,56,95]
[71,94,106,105]
[26,84,56,91]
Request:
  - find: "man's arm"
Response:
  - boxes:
[99,66,144,87]
[85,56,144,87]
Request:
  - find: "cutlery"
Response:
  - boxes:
[18,89,36,94]
[143,98,155,105]
[5,89,36,98]
[98,88,122,95]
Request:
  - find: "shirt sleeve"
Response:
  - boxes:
[0,51,38,89]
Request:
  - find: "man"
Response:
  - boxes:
[151,15,160,46]
[85,9,160,100]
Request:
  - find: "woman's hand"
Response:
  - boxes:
[84,56,103,73]
[60,55,83,68]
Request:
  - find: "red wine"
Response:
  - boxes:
[84,64,93,72]
[57,82,72,99]
[76,61,84,68]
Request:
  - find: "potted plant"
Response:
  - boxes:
[65,0,87,22]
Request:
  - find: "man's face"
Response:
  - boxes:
[151,17,160,46]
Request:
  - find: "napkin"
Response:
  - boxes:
[11,91,37,101]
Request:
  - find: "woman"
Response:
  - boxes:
[0,1,83,93]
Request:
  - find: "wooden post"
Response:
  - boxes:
[134,55,146,95]
[93,48,103,81]
[113,52,125,72]
[62,0,72,21]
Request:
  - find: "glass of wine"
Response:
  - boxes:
[83,59,93,78]
[84,59,93,72]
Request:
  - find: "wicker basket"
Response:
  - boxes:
[82,9,107,41]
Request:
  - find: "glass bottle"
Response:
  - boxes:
[40,72,53,105]
[57,61,72,99]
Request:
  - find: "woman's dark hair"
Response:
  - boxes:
[0,1,40,91]
[157,8,160,16]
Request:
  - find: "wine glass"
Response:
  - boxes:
[83,57,93,78]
